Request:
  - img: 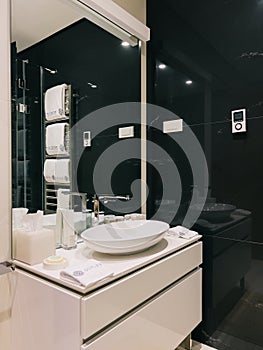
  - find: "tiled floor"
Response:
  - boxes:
[192,341,218,350]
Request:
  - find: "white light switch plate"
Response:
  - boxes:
[163,119,183,133]
[118,126,134,138]
[83,131,91,147]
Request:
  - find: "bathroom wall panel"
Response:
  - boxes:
[147,1,263,348]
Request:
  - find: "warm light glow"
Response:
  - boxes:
[158,63,166,69]
[88,82,97,89]
[185,80,193,85]
[121,41,130,47]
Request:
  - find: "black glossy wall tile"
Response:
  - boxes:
[148,1,263,348]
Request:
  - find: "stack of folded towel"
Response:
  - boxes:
[45,123,69,156]
[44,159,70,184]
[45,83,67,121]
[168,225,199,239]
[60,260,114,287]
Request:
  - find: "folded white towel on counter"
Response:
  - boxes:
[168,225,199,239]
[43,159,70,184]
[45,84,67,121]
[44,159,56,182]
[46,123,69,156]
[57,188,70,209]
[60,260,114,287]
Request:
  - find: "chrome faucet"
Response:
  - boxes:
[62,191,87,212]
[93,194,130,219]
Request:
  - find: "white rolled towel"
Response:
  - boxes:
[57,188,70,209]
[43,159,56,183]
[46,123,69,156]
[45,83,67,121]
[54,159,70,184]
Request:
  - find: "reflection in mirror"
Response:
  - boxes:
[11,0,141,254]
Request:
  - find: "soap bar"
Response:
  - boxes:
[14,228,56,265]
[43,255,67,270]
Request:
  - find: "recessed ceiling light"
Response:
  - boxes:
[158,63,166,69]
[185,80,193,85]
[87,82,98,88]
[121,41,130,47]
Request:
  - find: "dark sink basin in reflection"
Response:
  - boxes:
[193,203,237,222]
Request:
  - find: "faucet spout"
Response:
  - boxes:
[62,191,87,212]
[93,194,130,219]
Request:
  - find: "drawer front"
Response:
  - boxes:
[81,269,202,350]
[81,242,202,339]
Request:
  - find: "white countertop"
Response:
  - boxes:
[14,233,201,294]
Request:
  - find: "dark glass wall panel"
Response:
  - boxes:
[147,1,263,349]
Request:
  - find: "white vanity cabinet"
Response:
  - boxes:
[11,238,202,350]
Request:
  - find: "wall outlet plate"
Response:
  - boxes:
[118,126,134,138]
[163,119,183,133]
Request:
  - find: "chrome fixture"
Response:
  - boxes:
[62,191,87,212]
[93,194,130,219]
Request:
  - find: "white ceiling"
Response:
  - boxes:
[11,0,82,52]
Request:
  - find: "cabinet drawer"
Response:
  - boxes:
[81,242,202,339]
[81,269,202,350]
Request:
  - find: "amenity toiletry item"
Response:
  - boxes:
[44,159,70,184]
[60,209,77,249]
[13,211,56,265]
[43,255,67,270]
[168,226,199,239]
[44,83,67,121]
[45,122,69,156]
[84,209,92,228]
[127,213,146,220]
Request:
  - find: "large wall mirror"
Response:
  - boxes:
[11,0,142,251]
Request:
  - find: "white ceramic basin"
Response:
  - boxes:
[81,220,169,254]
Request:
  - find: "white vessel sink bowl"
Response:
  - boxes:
[81,220,169,254]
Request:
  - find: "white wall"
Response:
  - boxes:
[113,0,146,24]
[0,0,12,264]
[0,1,12,348]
